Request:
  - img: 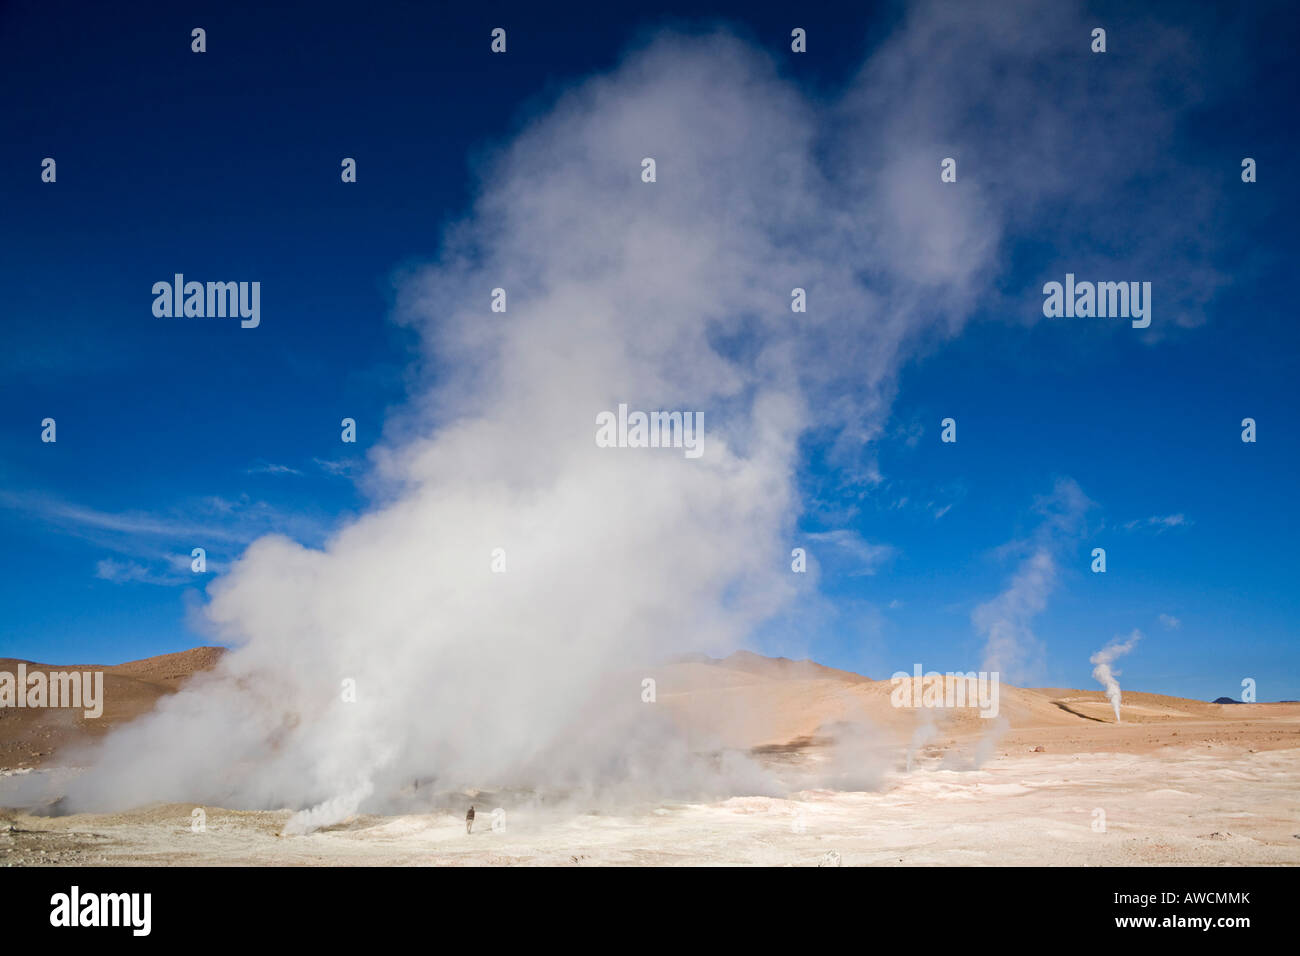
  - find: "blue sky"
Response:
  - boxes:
[1,0,1296,702]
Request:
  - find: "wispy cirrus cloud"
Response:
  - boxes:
[0,490,328,586]
[807,530,896,576]
[95,557,200,587]
[0,491,248,544]
[313,457,361,478]
[875,478,965,521]
[1122,513,1191,532]
[245,461,304,477]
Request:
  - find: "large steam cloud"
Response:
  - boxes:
[9,2,1220,820]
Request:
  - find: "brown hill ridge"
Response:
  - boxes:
[2,646,1297,769]
[0,647,226,769]
[648,654,1300,756]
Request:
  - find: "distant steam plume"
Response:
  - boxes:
[974,478,1092,684]
[1090,631,1142,723]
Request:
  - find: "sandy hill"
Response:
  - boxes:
[649,654,1300,754]
[107,646,226,688]
[0,647,225,768]
[2,646,1297,768]
[677,650,874,684]
[651,657,1081,750]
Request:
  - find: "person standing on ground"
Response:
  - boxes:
[466,805,475,835]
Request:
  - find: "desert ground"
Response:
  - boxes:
[2,648,1297,866]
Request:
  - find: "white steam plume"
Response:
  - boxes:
[973,478,1092,684]
[4,3,1218,821]
[1091,630,1142,723]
